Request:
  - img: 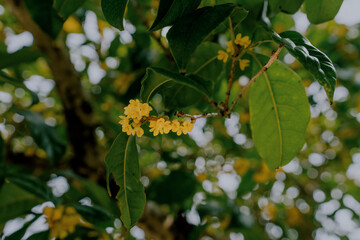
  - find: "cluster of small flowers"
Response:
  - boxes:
[119,99,193,137]
[43,205,91,239]
[217,33,252,71]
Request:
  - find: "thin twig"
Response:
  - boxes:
[227,43,284,114]
[223,47,240,114]
[175,111,222,123]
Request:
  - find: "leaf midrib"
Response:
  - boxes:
[122,136,131,223]
[253,54,283,165]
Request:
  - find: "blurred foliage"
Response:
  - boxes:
[0,0,359,239]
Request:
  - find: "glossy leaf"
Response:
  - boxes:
[140,67,212,103]
[23,0,64,39]
[305,0,343,24]
[104,133,145,228]
[249,54,310,171]
[0,183,43,223]
[54,0,86,19]
[0,71,39,105]
[18,110,66,164]
[269,0,303,14]
[167,4,247,70]
[7,174,57,202]
[101,0,128,30]
[272,30,337,101]
[150,0,201,31]
[73,204,114,229]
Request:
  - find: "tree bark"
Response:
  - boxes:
[3,0,104,179]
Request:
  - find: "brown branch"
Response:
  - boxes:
[223,48,240,115]
[3,0,104,179]
[227,43,284,114]
[175,111,222,123]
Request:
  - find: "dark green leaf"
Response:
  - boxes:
[249,54,310,171]
[18,110,66,164]
[147,170,198,205]
[0,45,43,70]
[54,0,86,19]
[27,231,50,240]
[269,0,304,14]
[140,67,212,103]
[150,0,201,31]
[105,133,145,228]
[237,171,256,196]
[305,0,343,24]
[167,4,247,70]
[23,0,64,39]
[73,204,114,229]
[7,174,57,202]
[197,200,226,218]
[0,183,43,223]
[101,0,128,30]
[0,71,39,105]
[272,30,337,101]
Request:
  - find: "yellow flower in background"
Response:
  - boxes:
[235,34,251,48]
[253,161,275,183]
[234,158,250,176]
[239,59,250,71]
[63,16,82,33]
[217,50,229,63]
[43,206,90,239]
[226,41,235,54]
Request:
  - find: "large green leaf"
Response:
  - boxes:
[149,0,201,31]
[0,71,39,105]
[237,170,256,196]
[73,204,114,229]
[105,133,145,229]
[0,183,43,223]
[7,174,57,202]
[54,0,86,19]
[23,0,64,39]
[101,0,128,31]
[0,45,43,70]
[140,67,213,103]
[167,4,247,70]
[18,110,66,164]
[272,30,337,101]
[249,54,310,171]
[305,0,343,24]
[269,0,304,14]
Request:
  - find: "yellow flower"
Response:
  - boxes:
[234,158,250,176]
[239,59,250,71]
[132,122,144,137]
[226,41,235,54]
[217,50,229,63]
[171,120,182,136]
[124,99,152,122]
[163,120,172,134]
[234,34,251,48]
[149,118,165,136]
[253,161,275,183]
[119,116,135,135]
[181,120,193,134]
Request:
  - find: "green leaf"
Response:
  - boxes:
[272,30,337,101]
[305,0,343,24]
[18,110,66,164]
[105,133,145,229]
[269,0,304,14]
[27,231,50,240]
[0,45,43,70]
[0,183,43,223]
[140,67,213,103]
[23,0,64,39]
[149,0,201,31]
[0,71,39,105]
[101,0,128,31]
[249,54,310,171]
[147,170,198,205]
[73,204,114,229]
[237,171,257,196]
[7,174,57,202]
[167,4,247,70]
[54,0,86,19]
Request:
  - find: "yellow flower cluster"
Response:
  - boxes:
[119,99,153,137]
[149,118,193,136]
[217,33,251,71]
[119,99,194,137]
[43,205,90,239]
